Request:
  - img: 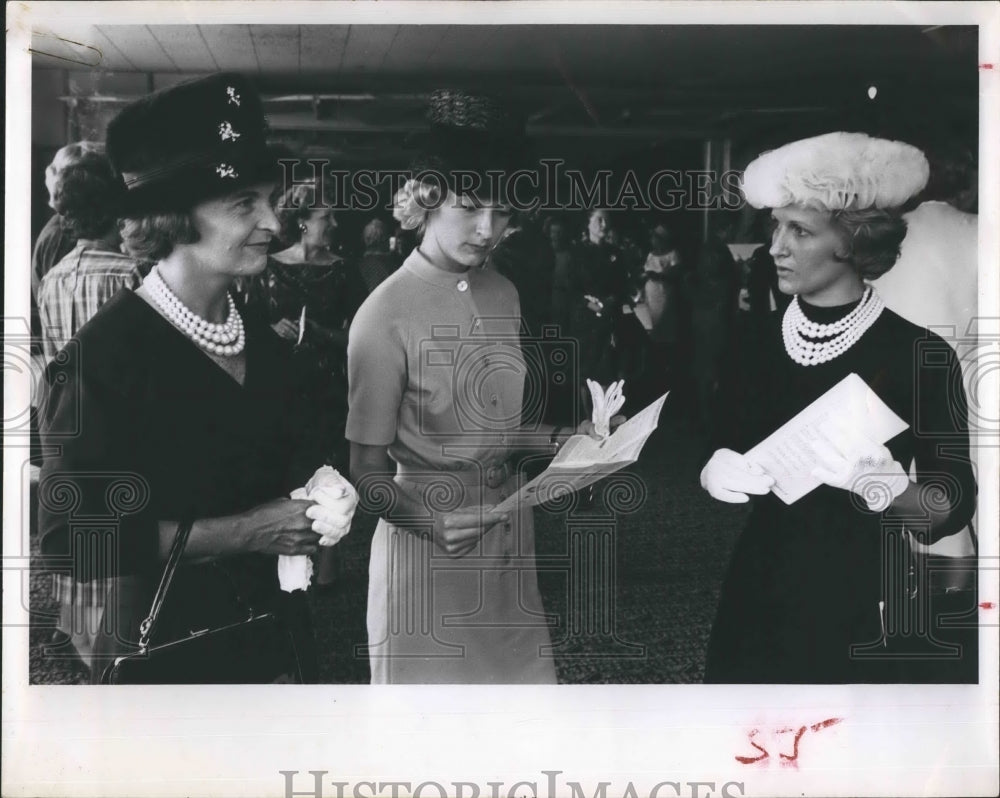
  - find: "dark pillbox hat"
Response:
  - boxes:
[107,72,284,215]
[411,89,533,194]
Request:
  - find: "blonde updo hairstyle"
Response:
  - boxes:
[392,177,446,236]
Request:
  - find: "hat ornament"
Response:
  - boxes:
[218,121,241,142]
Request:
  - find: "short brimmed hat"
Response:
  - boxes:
[107,72,284,215]
[741,132,929,211]
[410,89,532,198]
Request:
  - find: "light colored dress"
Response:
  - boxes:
[346,249,557,684]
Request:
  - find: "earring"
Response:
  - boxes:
[298,222,308,233]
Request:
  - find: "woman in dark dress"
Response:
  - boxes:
[239,181,366,468]
[238,180,366,588]
[570,209,629,410]
[701,133,977,683]
[38,74,355,684]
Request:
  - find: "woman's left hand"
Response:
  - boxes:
[584,294,605,316]
[810,423,910,512]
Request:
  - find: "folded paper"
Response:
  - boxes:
[494,392,668,514]
[743,373,908,505]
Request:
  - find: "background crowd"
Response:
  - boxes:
[33,145,791,452]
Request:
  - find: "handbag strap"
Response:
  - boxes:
[137,519,195,652]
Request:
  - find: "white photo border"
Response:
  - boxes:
[4,3,998,797]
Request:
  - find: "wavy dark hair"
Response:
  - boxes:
[830,207,909,280]
[119,212,199,263]
[51,153,123,239]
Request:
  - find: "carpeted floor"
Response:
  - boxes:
[28,414,749,684]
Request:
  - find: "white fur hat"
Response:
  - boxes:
[741,132,929,211]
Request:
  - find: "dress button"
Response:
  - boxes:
[457,280,469,292]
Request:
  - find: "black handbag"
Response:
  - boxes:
[101,520,303,684]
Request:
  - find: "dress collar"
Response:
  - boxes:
[403,247,479,290]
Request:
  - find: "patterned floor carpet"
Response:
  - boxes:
[28,414,749,684]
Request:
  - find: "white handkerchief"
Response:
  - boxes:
[277,553,313,593]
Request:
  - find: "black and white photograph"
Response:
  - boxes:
[4,2,998,797]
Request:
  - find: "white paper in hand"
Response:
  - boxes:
[493,391,668,514]
[743,373,908,504]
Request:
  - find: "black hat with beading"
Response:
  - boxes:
[106,72,284,215]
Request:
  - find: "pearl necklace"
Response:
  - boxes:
[145,267,246,357]
[782,285,884,366]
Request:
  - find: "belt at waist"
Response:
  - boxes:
[396,461,513,490]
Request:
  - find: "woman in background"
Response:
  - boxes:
[239,181,366,588]
[571,208,628,394]
[36,148,143,667]
[356,217,400,294]
[684,217,740,434]
[240,181,365,468]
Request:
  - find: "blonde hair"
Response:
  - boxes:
[392,178,445,235]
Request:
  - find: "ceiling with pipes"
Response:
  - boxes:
[32,24,979,169]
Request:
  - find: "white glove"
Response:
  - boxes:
[279,467,359,592]
[587,378,626,440]
[700,448,775,504]
[295,466,359,545]
[810,424,910,512]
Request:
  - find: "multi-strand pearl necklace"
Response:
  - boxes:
[781,285,884,366]
[144,267,246,357]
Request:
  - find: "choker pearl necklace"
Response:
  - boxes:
[782,285,884,366]
[145,267,245,357]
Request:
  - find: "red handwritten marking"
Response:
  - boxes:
[736,718,843,766]
[778,726,808,765]
[734,729,769,764]
[980,602,996,610]
[979,63,995,70]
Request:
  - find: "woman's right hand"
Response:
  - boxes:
[700,448,775,504]
[430,506,510,558]
[241,498,322,555]
[271,318,299,341]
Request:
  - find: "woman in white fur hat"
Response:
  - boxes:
[699,132,977,683]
